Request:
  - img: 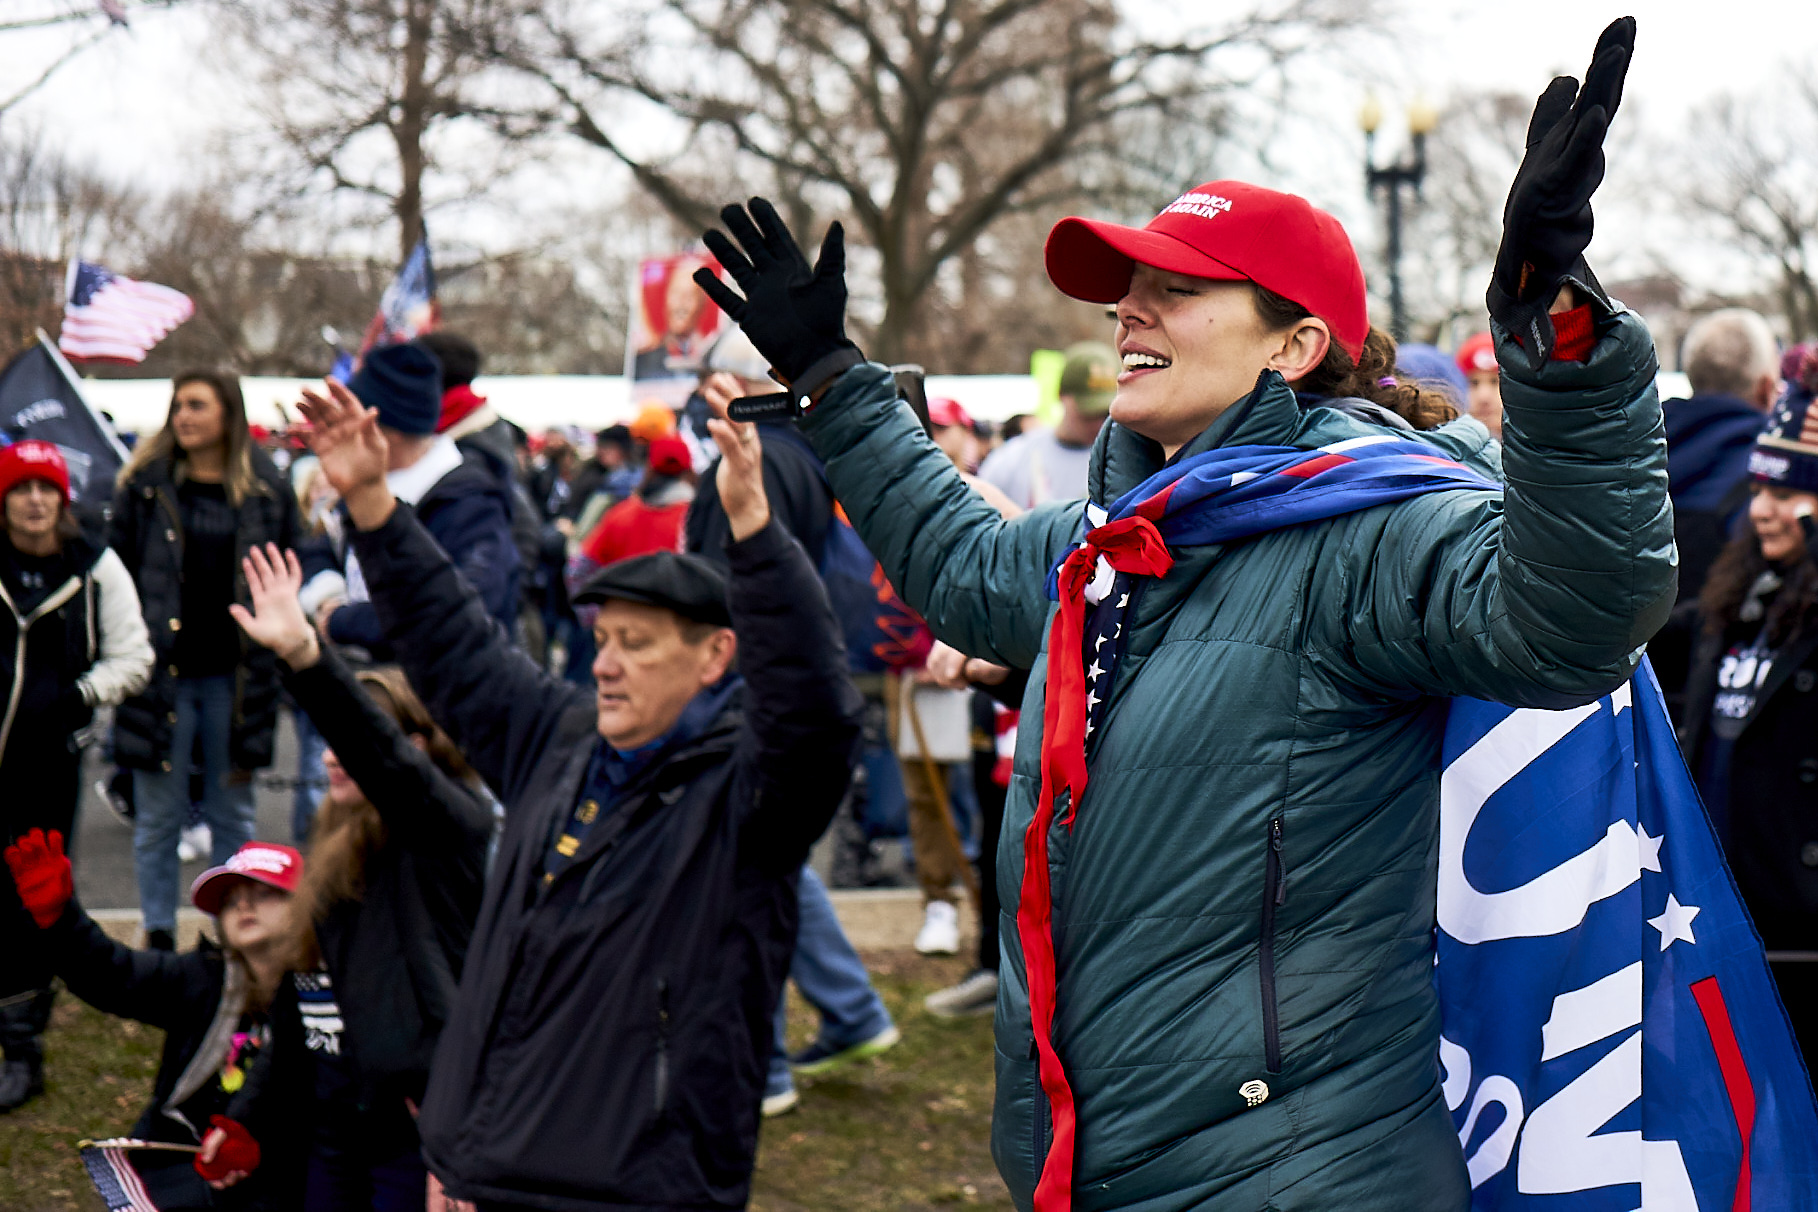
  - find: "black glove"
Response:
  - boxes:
[696,198,863,404]
[1488,16,1634,368]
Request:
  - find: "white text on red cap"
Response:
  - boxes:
[227,847,294,876]
[1160,192,1235,221]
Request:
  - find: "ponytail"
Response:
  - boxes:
[1251,286,1459,431]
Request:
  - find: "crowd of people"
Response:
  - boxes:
[0,16,1812,1212]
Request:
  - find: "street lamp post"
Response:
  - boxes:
[1360,96,1437,342]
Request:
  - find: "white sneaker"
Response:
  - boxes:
[915,900,961,955]
[176,824,211,863]
[924,969,998,1018]
[761,1087,800,1117]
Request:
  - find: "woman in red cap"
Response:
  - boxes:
[0,438,153,1113]
[697,21,1664,1210]
[2,830,307,1208]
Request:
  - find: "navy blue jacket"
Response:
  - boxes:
[329,453,519,658]
[1656,393,1768,719]
[1664,393,1765,514]
[348,504,861,1210]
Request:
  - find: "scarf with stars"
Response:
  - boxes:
[1024,435,1496,1210]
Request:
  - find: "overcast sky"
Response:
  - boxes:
[1,0,1810,307]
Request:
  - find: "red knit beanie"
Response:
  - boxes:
[0,440,70,504]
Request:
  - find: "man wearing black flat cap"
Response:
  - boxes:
[305,342,520,661]
[296,376,863,1212]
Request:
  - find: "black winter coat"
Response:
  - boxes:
[109,452,302,772]
[46,902,305,1209]
[346,503,861,1211]
[278,642,491,1102]
[1682,620,1818,951]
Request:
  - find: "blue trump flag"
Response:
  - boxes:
[1436,662,1818,1209]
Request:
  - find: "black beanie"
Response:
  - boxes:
[350,343,444,435]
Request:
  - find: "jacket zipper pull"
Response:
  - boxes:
[1270,819,1287,906]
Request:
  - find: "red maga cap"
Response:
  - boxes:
[1044,181,1369,362]
[190,842,304,915]
[927,396,975,431]
[0,440,70,504]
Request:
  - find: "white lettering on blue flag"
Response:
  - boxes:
[1435,664,1818,1209]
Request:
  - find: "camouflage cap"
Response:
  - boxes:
[1059,341,1119,414]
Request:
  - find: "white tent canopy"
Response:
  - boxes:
[79,373,1046,436]
[76,370,1695,439]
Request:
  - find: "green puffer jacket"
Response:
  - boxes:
[800,307,1673,1211]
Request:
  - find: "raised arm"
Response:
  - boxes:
[704,404,863,874]
[1343,304,1674,706]
[230,544,493,853]
[295,380,588,805]
[5,829,200,1031]
[1346,20,1673,705]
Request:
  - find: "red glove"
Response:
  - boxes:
[3,828,72,929]
[194,1115,261,1182]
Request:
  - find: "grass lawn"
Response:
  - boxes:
[0,952,1009,1212]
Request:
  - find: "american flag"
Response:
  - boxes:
[358,233,439,356]
[78,1139,181,1212]
[59,261,194,364]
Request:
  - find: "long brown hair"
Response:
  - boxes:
[1252,286,1459,431]
[1698,519,1818,648]
[118,369,260,505]
[283,668,477,963]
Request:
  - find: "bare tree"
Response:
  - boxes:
[0,1,187,115]
[222,0,529,264]
[1679,76,1818,342]
[1387,90,1528,345]
[0,131,136,357]
[470,0,1372,367]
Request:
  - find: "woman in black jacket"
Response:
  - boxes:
[230,541,491,1212]
[2,831,308,1209]
[1682,350,1818,1069]
[0,439,154,1111]
[111,370,302,952]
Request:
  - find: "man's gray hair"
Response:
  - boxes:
[1682,308,1779,400]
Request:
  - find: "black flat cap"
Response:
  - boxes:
[573,551,731,626]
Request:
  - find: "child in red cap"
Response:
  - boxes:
[2,833,305,1206]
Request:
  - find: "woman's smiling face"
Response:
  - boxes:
[1110,266,1319,457]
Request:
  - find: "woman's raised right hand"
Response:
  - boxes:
[228,543,320,670]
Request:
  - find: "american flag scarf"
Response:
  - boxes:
[1024,434,1497,1210]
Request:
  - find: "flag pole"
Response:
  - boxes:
[37,327,131,462]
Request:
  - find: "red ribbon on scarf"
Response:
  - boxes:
[1019,515,1174,1211]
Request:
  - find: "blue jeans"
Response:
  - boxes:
[293,710,329,843]
[133,676,256,932]
[767,866,894,1098]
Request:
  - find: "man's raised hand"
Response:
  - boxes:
[706,387,771,543]
[297,378,396,530]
